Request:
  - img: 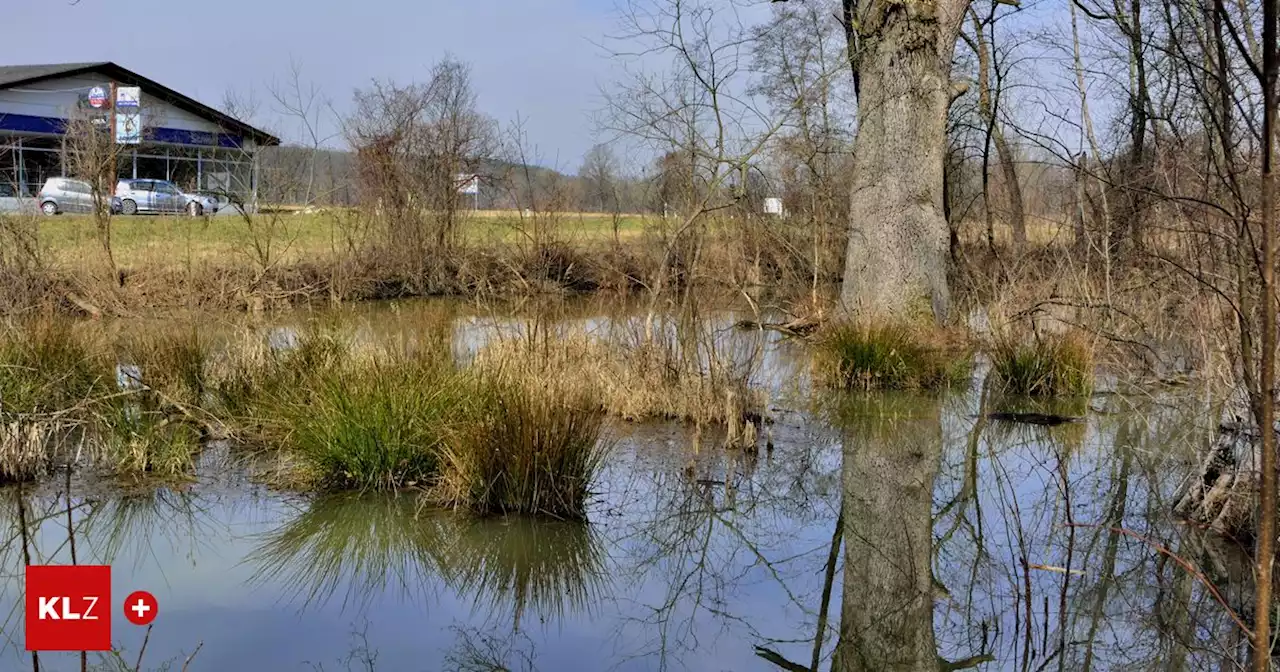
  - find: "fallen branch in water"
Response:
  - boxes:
[754,646,809,672]
[987,412,1083,426]
[734,315,822,337]
[1027,563,1086,576]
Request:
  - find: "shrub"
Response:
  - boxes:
[991,332,1094,396]
[816,323,970,391]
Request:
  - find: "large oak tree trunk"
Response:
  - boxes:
[841,0,966,322]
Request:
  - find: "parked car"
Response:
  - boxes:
[37,177,119,215]
[115,179,217,216]
[191,190,237,214]
[0,183,38,215]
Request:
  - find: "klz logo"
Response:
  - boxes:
[26,565,112,651]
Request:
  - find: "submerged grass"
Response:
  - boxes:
[815,322,971,392]
[991,332,1094,396]
[245,492,445,609]
[442,515,608,624]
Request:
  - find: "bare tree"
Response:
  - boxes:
[269,60,340,207]
[752,0,856,308]
[958,0,1027,251]
[347,56,499,259]
[61,108,126,276]
[579,143,621,213]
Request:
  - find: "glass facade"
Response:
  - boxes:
[0,135,256,202]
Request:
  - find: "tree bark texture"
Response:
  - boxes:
[841,0,967,322]
[836,396,942,671]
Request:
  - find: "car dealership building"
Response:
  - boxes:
[0,62,279,205]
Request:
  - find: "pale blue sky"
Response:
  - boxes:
[2,0,628,169]
[3,0,1097,172]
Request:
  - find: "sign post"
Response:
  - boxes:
[457,174,479,211]
[108,83,116,145]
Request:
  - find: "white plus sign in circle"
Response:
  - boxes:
[123,590,158,625]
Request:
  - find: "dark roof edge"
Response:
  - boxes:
[0,62,281,146]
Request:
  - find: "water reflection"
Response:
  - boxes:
[441,515,608,630]
[245,493,608,629]
[245,492,445,611]
[0,299,1270,670]
[833,393,951,671]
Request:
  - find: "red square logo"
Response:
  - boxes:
[25,565,112,651]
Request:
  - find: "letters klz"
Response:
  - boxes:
[25,565,112,651]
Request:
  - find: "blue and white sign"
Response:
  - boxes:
[114,87,142,144]
[115,114,141,144]
[115,86,140,108]
[87,86,107,109]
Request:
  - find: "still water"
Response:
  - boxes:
[0,299,1251,671]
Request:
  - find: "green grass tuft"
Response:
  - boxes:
[94,403,201,477]
[275,358,464,491]
[991,333,1094,396]
[437,374,608,520]
[0,320,110,415]
[119,329,211,407]
[816,323,970,391]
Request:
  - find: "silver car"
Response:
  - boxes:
[38,177,99,215]
[115,179,217,216]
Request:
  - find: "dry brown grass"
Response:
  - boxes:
[472,330,766,449]
[955,238,1233,390]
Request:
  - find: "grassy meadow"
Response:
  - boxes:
[37,210,652,269]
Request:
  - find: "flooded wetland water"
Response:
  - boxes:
[0,299,1253,671]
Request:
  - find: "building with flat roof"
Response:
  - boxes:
[0,62,279,205]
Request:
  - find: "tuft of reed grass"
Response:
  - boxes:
[92,403,201,477]
[815,322,971,391]
[0,421,57,483]
[991,332,1094,396]
[436,374,608,520]
[471,332,766,432]
[118,328,211,408]
[275,358,465,492]
[0,320,110,415]
[211,327,351,433]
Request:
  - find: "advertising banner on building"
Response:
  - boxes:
[114,86,141,144]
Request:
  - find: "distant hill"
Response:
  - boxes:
[257,145,580,209]
[256,145,654,213]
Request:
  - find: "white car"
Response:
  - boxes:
[115,179,218,216]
